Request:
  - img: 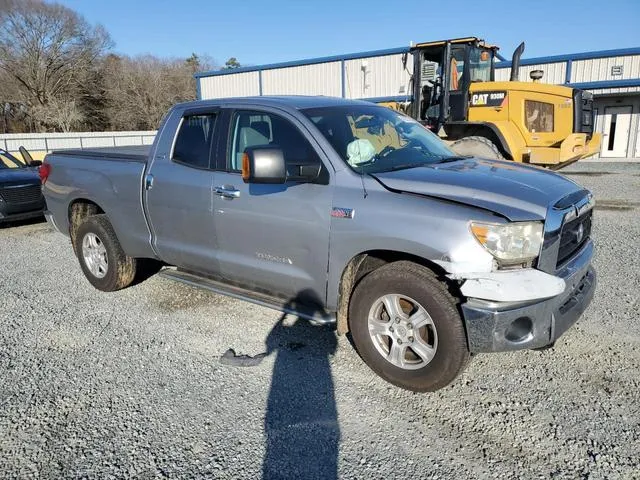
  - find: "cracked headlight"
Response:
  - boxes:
[470,221,543,266]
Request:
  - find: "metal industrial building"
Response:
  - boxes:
[195,45,640,159]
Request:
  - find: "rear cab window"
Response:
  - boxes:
[172,113,217,169]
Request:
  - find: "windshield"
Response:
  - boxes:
[0,150,25,168]
[302,105,457,174]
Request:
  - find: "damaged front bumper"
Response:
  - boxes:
[459,240,596,353]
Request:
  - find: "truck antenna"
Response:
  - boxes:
[360,168,368,199]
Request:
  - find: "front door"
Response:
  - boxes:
[601,106,632,158]
[211,108,333,306]
[145,109,220,272]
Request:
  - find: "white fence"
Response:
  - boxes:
[0,131,157,154]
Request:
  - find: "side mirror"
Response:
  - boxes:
[242,146,287,184]
[29,160,42,167]
[19,146,34,164]
[242,146,322,184]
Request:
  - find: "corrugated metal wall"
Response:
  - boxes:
[344,53,411,99]
[200,71,260,99]
[495,62,567,84]
[198,53,410,100]
[572,55,640,83]
[495,54,640,87]
[262,62,342,96]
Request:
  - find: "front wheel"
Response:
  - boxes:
[450,135,504,160]
[348,261,469,392]
[74,214,137,292]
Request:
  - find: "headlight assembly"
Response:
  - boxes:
[470,221,543,266]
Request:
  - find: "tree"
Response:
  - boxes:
[185,53,201,73]
[32,97,84,132]
[223,57,241,69]
[102,55,198,130]
[0,0,111,130]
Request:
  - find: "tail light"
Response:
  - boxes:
[39,162,51,184]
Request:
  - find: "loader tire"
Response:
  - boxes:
[450,135,504,160]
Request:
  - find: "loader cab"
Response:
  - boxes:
[410,37,497,131]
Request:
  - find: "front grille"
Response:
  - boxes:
[0,184,43,204]
[556,209,592,267]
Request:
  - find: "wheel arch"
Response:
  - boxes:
[444,122,513,159]
[68,198,106,249]
[335,249,461,335]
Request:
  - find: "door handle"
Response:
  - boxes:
[214,185,240,199]
[145,174,154,190]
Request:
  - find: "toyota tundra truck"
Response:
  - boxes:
[42,96,596,392]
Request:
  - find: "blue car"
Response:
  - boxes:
[0,148,46,224]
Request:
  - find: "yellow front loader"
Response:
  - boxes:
[387,37,600,168]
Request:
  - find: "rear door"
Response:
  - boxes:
[211,107,333,305]
[144,107,221,272]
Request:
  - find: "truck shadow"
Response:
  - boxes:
[262,292,340,479]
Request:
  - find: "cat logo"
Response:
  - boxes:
[470,91,507,107]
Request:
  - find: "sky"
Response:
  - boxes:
[59,0,639,69]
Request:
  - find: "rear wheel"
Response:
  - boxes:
[348,261,469,392]
[74,214,137,292]
[450,135,504,160]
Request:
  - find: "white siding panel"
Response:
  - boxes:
[4,137,47,151]
[588,86,640,95]
[261,62,341,96]
[495,62,566,84]
[344,54,412,99]
[46,137,83,150]
[571,55,640,83]
[80,136,119,148]
[0,131,157,152]
[199,71,260,99]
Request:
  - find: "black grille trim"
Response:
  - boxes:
[0,184,43,204]
[556,210,592,267]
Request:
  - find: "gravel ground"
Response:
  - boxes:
[1,161,639,479]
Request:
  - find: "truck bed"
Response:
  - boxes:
[43,146,153,258]
[51,145,151,162]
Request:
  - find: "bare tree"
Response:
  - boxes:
[32,97,84,132]
[102,54,215,131]
[0,0,111,130]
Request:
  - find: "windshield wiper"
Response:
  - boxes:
[435,155,473,164]
[388,161,432,171]
[436,155,473,163]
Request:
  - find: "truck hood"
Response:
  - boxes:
[0,168,40,187]
[371,158,580,221]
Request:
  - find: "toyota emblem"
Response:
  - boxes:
[576,223,584,243]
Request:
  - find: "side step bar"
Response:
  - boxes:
[158,268,336,326]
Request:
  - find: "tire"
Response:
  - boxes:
[450,135,504,160]
[348,261,469,392]
[73,214,137,292]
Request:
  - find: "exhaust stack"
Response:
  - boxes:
[510,42,526,81]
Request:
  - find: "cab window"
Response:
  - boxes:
[469,48,492,82]
[229,110,319,172]
[172,114,217,169]
[449,47,465,91]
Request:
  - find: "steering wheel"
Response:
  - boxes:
[377,145,396,158]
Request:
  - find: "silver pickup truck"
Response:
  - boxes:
[42,96,596,392]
